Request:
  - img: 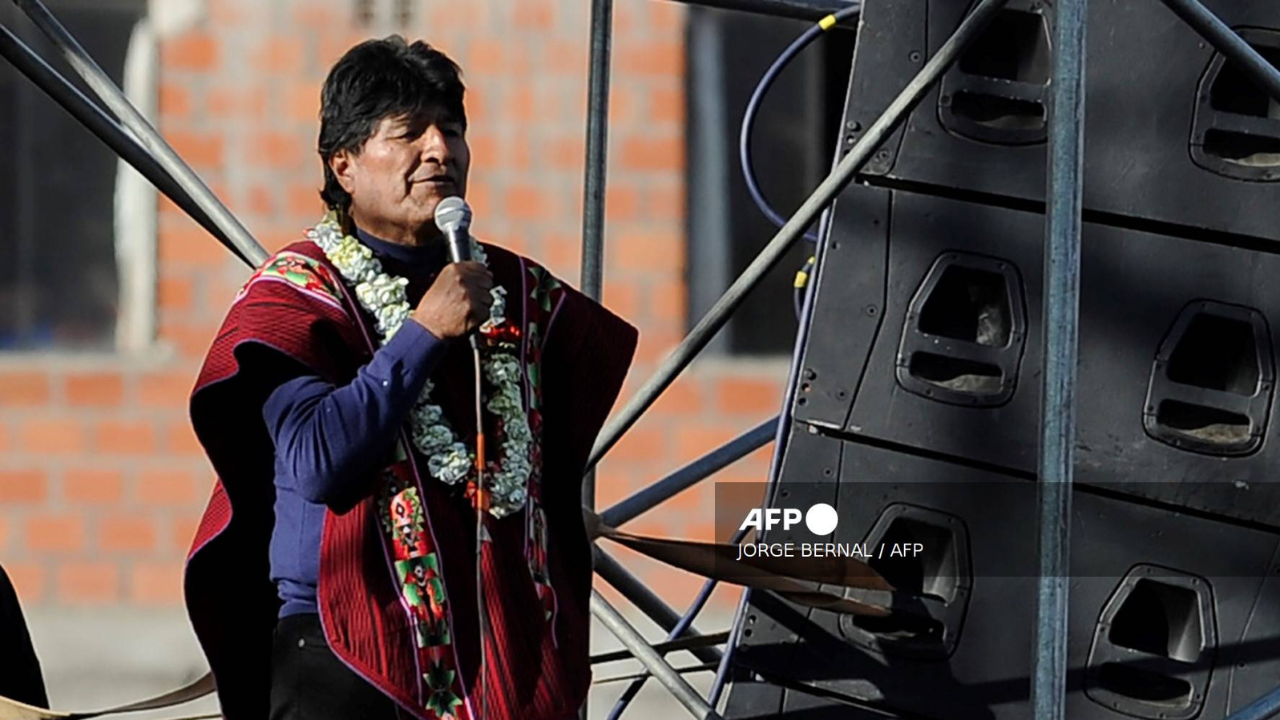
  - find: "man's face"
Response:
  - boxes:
[331,110,470,244]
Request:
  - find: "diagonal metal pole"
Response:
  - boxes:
[593,546,723,664]
[585,0,1011,472]
[601,417,776,528]
[1157,0,1280,105]
[1032,0,1087,717]
[0,23,254,267]
[13,0,267,266]
[590,590,724,720]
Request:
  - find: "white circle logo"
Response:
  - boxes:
[805,503,839,536]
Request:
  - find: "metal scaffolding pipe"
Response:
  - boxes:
[593,547,723,664]
[1158,0,1280,105]
[601,417,776,528]
[580,0,612,520]
[1032,0,1088,716]
[586,0,1010,472]
[666,0,859,23]
[14,0,267,266]
[590,591,724,720]
[0,24,250,266]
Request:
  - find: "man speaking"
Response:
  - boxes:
[182,37,637,720]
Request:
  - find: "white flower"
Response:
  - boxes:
[309,215,533,518]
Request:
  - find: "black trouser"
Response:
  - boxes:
[270,614,403,720]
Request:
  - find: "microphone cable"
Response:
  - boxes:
[735,3,861,318]
[471,339,488,720]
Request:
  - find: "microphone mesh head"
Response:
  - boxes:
[434,196,471,232]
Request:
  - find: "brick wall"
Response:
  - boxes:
[0,0,786,615]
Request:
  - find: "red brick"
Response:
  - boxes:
[605,185,640,222]
[715,376,784,416]
[5,564,45,604]
[294,3,339,29]
[26,514,86,554]
[466,39,505,75]
[64,372,125,407]
[635,328,684,365]
[646,183,685,222]
[651,379,703,416]
[547,39,586,75]
[253,37,306,74]
[285,82,321,123]
[513,0,554,30]
[541,237,580,280]
[165,129,224,169]
[246,184,276,216]
[603,279,640,319]
[171,513,204,553]
[159,82,191,118]
[0,469,46,503]
[20,416,84,454]
[617,41,684,77]
[138,371,195,408]
[162,33,219,72]
[131,562,186,606]
[503,185,553,222]
[137,467,199,507]
[648,278,686,324]
[159,224,232,266]
[648,2,686,34]
[250,131,307,170]
[649,85,683,125]
[675,425,744,466]
[158,275,195,313]
[93,419,156,455]
[166,422,206,457]
[64,468,124,505]
[505,86,536,122]
[510,132,532,171]
[159,318,219,359]
[0,371,50,406]
[607,426,666,464]
[619,136,684,172]
[613,230,683,272]
[56,562,119,605]
[99,515,158,553]
[547,136,585,172]
[286,183,324,217]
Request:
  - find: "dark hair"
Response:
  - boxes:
[318,36,466,212]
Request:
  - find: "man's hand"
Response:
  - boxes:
[412,262,494,340]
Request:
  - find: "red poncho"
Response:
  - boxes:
[184,239,636,720]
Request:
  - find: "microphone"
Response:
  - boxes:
[434,196,473,263]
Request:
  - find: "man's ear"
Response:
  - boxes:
[330,149,356,193]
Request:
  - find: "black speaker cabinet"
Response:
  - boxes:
[796,184,1280,528]
[843,0,1280,242]
[722,436,1280,720]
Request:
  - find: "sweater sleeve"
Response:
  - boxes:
[261,319,447,505]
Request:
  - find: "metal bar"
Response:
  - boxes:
[1032,0,1088,716]
[592,632,729,664]
[0,23,251,267]
[586,0,1010,471]
[666,0,859,23]
[1225,686,1280,720]
[605,551,729,720]
[601,417,776,528]
[1158,0,1280,105]
[13,0,268,267]
[594,546,723,664]
[590,590,724,720]
[580,0,611,519]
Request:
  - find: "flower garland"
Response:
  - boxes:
[308,213,533,518]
